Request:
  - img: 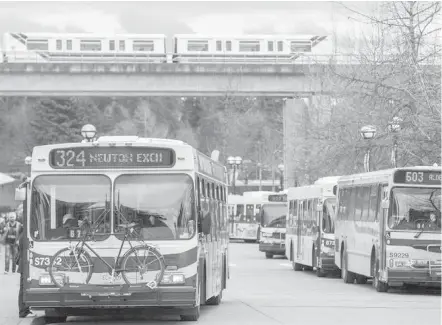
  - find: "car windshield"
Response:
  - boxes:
[30,175,111,241]
[261,204,286,228]
[114,174,195,240]
[388,187,441,231]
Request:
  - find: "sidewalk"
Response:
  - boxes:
[0,250,44,325]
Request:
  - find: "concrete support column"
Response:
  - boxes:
[282,97,311,189]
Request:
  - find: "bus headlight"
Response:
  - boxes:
[39,273,66,286]
[161,273,185,285]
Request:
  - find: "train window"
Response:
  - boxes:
[277,41,283,52]
[187,40,209,52]
[56,40,62,51]
[239,41,260,52]
[80,40,102,51]
[216,40,222,51]
[267,41,274,52]
[290,41,312,52]
[66,40,72,51]
[133,40,154,52]
[226,41,232,51]
[109,40,115,51]
[26,39,49,51]
[119,40,125,51]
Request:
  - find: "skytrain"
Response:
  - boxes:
[1,32,329,64]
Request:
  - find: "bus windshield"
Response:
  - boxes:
[30,175,111,241]
[261,204,286,228]
[388,187,441,231]
[114,174,195,240]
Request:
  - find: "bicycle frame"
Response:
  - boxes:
[72,225,140,275]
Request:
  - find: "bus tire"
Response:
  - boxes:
[341,248,355,284]
[293,262,302,271]
[181,269,202,321]
[44,308,67,323]
[265,253,273,259]
[356,275,368,284]
[372,258,389,293]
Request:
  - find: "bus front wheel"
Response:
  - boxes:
[341,249,355,284]
[372,259,389,293]
[265,253,273,259]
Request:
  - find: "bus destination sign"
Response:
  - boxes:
[393,170,441,185]
[268,194,287,202]
[49,147,175,169]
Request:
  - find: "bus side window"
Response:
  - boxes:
[196,177,201,212]
[361,186,371,221]
[368,185,378,222]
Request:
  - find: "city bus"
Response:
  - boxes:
[258,192,288,259]
[334,166,441,292]
[286,176,340,277]
[15,129,229,322]
[227,191,274,243]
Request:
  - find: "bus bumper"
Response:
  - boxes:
[25,285,197,310]
[319,256,338,271]
[386,270,442,287]
[259,243,285,255]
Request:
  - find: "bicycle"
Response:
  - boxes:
[48,217,165,289]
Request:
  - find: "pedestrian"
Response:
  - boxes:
[16,229,32,318]
[3,211,22,274]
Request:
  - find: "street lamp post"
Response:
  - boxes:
[388,116,403,168]
[257,162,262,191]
[278,164,285,191]
[360,125,377,172]
[227,156,242,195]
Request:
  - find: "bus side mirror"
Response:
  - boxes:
[381,200,389,209]
[15,188,26,201]
[333,185,337,195]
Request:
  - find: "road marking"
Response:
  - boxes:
[280,263,292,267]
[229,263,237,267]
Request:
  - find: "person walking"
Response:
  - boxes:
[16,228,32,318]
[3,211,22,274]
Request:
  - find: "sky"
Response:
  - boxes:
[0,1,381,53]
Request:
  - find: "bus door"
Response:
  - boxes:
[296,200,304,259]
[246,204,254,222]
[379,184,389,271]
[235,204,244,236]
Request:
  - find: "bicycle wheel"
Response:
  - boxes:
[121,245,165,287]
[48,247,94,288]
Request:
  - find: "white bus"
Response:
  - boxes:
[334,166,441,292]
[258,192,288,258]
[15,128,229,322]
[227,191,274,243]
[286,176,339,277]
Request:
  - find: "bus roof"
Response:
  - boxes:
[287,183,336,200]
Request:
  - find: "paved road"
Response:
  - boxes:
[1,242,440,325]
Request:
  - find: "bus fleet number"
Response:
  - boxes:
[55,150,86,167]
[33,257,62,267]
[405,172,424,183]
[389,252,409,258]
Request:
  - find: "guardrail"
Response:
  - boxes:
[1,51,440,66]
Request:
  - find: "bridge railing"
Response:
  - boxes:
[1,51,440,66]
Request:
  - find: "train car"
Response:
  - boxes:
[172,34,328,64]
[1,32,167,63]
